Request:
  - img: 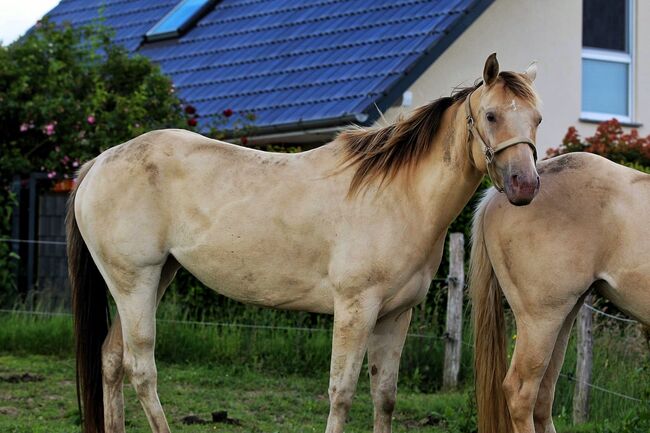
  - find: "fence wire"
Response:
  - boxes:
[584,303,637,324]
[0,237,66,246]
[0,308,644,404]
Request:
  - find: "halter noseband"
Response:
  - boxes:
[464,91,537,192]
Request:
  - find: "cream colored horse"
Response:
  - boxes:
[471,152,650,433]
[67,54,542,433]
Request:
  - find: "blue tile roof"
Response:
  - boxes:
[46,0,493,134]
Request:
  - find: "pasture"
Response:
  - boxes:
[0,306,647,433]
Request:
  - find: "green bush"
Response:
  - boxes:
[547,119,650,170]
[0,19,254,302]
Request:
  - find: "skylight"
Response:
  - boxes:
[145,0,217,42]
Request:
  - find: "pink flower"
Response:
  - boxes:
[47,171,57,179]
[72,160,80,168]
[87,115,95,124]
[43,122,56,136]
[20,123,29,132]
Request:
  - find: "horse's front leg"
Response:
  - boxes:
[367,308,412,433]
[326,294,381,433]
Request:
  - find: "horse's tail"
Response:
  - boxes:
[469,190,512,433]
[66,159,108,433]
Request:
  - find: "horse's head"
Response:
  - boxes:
[467,53,542,206]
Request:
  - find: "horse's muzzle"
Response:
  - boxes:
[504,172,540,206]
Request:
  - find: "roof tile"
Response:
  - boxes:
[46,0,493,131]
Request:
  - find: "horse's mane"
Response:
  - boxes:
[338,71,537,195]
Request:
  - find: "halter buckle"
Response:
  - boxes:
[484,146,494,164]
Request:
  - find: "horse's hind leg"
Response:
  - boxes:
[367,308,411,433]
[102,257,179,432]
[533,293,588,433]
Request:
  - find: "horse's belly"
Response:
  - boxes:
[171,248,335,314]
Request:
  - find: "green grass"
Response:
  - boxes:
[0,311,648,432]
[0,354,474,433]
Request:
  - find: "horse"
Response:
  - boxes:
[470,152,650,433]
[67,53,542,433]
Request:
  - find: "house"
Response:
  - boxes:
[43,0,648,154]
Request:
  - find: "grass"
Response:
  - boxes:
[0,354,473,433]
[0,310,648,432]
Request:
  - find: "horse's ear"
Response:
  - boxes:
[483,53,499,86]
[524,61,537,82]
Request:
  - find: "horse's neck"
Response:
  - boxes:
[412,103,483,232]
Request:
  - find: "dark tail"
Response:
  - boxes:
[66,159,109,433]
[469,190,512,433]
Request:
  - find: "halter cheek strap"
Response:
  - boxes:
[464,92,537,192]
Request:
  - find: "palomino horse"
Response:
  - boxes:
[471,152,650,433]
[67,53,542,433]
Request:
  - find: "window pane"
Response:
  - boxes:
[583,0,627,51]
[582,58,628,115]
[147,0,212,38]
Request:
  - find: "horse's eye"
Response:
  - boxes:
[486,112,497,123]
[537,116,543,126]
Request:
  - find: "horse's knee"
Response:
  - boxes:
[102,330,124,387]
[102,347,124,386]
[373,385,396,415]
[329,385,354,414]
[502,375,535,425]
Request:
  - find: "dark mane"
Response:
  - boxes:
[338,72,537,195]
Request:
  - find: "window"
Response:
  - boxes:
[581,0,633,121]
[145,0,217,42]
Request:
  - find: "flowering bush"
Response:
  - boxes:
[0,19,197,184]
[547,119,650,172]
[0,19,256,300]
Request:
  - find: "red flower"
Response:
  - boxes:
[240,136,248,145]
[187,118,197,127]
[223,108,233,117]
[184,105,196,115]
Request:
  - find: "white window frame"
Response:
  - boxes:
[581,0,634,123]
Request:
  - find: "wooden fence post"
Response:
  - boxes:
[443,232,464,389]
[573,293,594,424]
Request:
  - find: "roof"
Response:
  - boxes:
[46,0,494,134]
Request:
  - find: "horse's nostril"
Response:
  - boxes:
[511,174,519,188]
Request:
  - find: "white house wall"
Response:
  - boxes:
[381,0,648,156]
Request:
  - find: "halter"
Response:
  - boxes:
[464,91,537,192]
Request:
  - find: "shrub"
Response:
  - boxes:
[547,119,650,170]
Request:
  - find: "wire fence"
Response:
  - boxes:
[584,303,638,324]
[0,236,646,410]
[0,307,644,405]
[0,237,66,246]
